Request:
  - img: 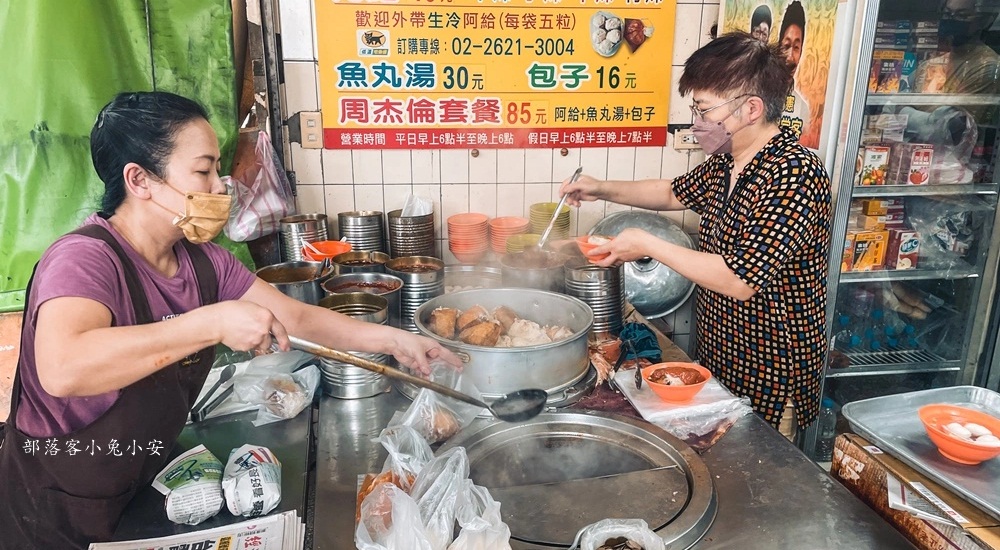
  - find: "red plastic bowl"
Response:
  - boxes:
[576,235,612,261]
[918,404,1000,465]
[302,240,352,261]
[640,362,712,403]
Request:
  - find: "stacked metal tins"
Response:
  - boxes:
[338,210,386,253]
[387,209,435,258]
[322,272,404,329]
[384,256,445,333]
[316,293,391,398]
[564,257,625,339]
[279,214,329,262]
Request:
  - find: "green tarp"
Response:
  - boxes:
[0,0,250,312]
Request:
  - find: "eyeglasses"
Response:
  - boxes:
[941,7,979,20]
[690,94,752,121]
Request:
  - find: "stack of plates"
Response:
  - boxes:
[447,213,489,264]
[505,233,542,253]
[488,216,530,254]
[529,202,571,240]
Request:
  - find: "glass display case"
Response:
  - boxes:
[812,0,1000,458]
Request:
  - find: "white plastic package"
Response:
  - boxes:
[222,444,282,518]
[576,519,665,550]
[234,364,320,427]
[401,194,433,217]
[388,366,483,444]
[448,480,512,550]
[152,444,225,525]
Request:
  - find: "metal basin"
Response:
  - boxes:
[255,260,333,305]
[414,288,592,398]
[439,411,716,549]
[590,211,695,318]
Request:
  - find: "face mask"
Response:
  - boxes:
[154,180,232,244]
[939,18,977,47]
[692,117,735,155]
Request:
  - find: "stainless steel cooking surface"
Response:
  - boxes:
[439,411,716,549]
[590,211,695,319]
[843,386,1000,521]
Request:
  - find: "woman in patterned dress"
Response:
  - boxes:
[561,32,832,440]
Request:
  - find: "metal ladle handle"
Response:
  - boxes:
[287,335,489,410]
[537,167,582,249]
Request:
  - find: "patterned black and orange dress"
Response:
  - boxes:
[672,129,832,429]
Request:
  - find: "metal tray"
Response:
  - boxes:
[842,385,1000,521]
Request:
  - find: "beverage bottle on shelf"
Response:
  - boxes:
[864,309,886,351]
[832,314,860,351]
[816,398,838,462]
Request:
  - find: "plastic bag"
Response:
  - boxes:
[378,425,435,492]
[409,448,470,550]
[401,194,433,217]
[448,480,512,550]
[233,364,320,426]
[224,130,296,242]
[575,519,665,550]
[356,483,435,550]
[388,365,483,444]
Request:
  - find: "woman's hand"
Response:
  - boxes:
[208,301,290,355]
[388,331,462,377]
[559,173,603,207]
[588,228,655,266]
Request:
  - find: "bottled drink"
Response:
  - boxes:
[816,398,838,462]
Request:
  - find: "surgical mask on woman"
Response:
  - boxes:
[153,180,232,244]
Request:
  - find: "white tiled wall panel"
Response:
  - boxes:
[275,0,723,356]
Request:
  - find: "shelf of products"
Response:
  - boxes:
[839,265,978,283]
[851,183,999,197]
[868,93,1000,106]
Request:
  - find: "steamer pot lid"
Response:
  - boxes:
[590,211,695,319]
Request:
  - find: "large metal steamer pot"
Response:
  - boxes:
[414,288,593,398]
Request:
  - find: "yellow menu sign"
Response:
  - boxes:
[316,0,675,149]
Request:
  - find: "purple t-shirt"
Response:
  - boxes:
[16,214,257,437]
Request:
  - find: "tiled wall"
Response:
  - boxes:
[275,0,721,355]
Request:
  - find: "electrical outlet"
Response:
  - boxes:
[673,128,700,151]
[300,111,323,149]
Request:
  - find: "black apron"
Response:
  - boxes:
[0,224,218,549]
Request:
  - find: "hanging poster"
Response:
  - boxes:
[720,0,838,150]
[315,0,675,150]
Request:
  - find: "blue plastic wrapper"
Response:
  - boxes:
[619,322,661,363]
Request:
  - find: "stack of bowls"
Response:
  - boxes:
[563,257,625,339]
[488,216,530,254]
[385,256,445,333]
[447,213,489,264]
[338,210,386,253]
[387,209,436,258]
[529,202,570,240]
[316,292,391,398]
[279,214,329,262]
[505,233,542,253]
[322,272,404,328]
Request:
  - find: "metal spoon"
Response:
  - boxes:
[537,167,582,250]
[288,336,548,422]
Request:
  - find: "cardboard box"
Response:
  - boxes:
[858,144,892,186]
[887,229,920,269]
[842,232,857,272]
[849,230,889,271]
[853,212,907,231]
[890,143,935,185]
[870,49,906,92]
[859,198,905,215]
[877,20,913,31]
[832,434,1000,550]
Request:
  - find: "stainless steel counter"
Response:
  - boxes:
[312,390,917,549]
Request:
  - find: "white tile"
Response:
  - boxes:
[607,148,636,181]
[663,210,685,227]
[352,150,383,184]
[606,201,632,216]
[441,150,469,184]
[577,200,607,234]
[469,183,498,217]
[580,147,609,181]
[441,184,471,223]
[661,143,691,180]
[497,150,525,183]
[322,149,354,184]
[324,186,356,231]
[411,150,440,184]
[383,185,412,214]
[282,62,318,114]
[634,146,663,181]
[524,183,553,212]
[669,67,691,125]
[496,184,525,218]
[294,184,326,216]
[469,149,497,183]
[524,149,553,183]
[290,143,323,185]
[683,210,702,233]
[278,0,315,61]
[687,150,707,171]
[354,185,385,212]
[672,4,703,66]
[700,4,720,47]
[442,247,459,265]
[552,149,582,182]
[382,150,412,184]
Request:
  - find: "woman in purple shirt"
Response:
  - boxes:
[0,91,459,549]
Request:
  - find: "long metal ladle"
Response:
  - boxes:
[288,336,548,422]
[536,166,583,250]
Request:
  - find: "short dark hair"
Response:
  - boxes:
[751,4,772,28]
[90,91,209,214]
[779,1,806,41]
[678,32,793,123]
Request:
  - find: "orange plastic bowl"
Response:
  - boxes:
[640,362,712,403]
[576,235,612,261]
[302,240,352,261]
[918,404,1000,465]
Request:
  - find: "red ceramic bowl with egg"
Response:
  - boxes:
[576,235,612,261]
[640,362,712,403]
[918,404,1000,464]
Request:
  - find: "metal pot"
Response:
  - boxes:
[500,250,569,293]
[255,260,333,305]
[332,251,390,274]
[414,288,593,398]
[322,272,404,328]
